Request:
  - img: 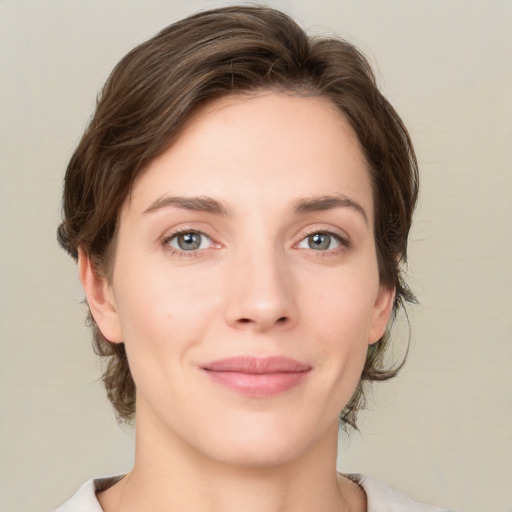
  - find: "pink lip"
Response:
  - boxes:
[201,356,312,397]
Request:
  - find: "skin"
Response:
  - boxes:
[80,93,394,512]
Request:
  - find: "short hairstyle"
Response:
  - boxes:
[58,5,418,429]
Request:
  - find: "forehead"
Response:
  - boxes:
[124,92,373,221]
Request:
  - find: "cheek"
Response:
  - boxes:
[300,266,378,386]
[112,259,222,366]
[304,270,378,340]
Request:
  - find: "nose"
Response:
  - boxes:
[224,248,298,333]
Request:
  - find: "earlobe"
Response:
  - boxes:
[78,248,123,343]
[368,286,395,345]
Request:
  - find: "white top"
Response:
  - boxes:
[53,474,456,511]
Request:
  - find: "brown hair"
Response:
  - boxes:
[58,5,418,429]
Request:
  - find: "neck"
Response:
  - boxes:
[100,405,364,512]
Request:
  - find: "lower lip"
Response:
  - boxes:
[203,370,310,397]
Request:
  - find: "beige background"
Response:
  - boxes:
[1,1,511,511]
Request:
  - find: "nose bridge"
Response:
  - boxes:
[225,236,296,331]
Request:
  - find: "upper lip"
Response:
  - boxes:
[201,356,311,374]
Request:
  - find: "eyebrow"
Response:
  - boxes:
[143,193,368,224]
[292,195,368,225]
[143,195,229,216]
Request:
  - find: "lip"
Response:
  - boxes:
[201,356,312,397]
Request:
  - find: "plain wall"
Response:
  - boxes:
[1,1,511,511]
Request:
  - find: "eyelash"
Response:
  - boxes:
[297,228,350,255]
[161,228,215,258]
[161,227,350,258]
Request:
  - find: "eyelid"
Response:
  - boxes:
[297,225,350,245]
[160,222,220,244]
[293,226,351,257]
[161,226,221,257]
[168,230,212,250]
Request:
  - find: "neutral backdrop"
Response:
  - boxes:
[1,1,511,511]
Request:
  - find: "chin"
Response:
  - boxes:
[207,436,309,468]
[195,411,337,469]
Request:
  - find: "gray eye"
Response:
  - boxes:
[297,232,341,251]
[308,233,331,250]
[169,231,211,251]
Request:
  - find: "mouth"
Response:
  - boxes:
[201,356,312,397]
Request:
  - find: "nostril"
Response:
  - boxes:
[236,316,288,326]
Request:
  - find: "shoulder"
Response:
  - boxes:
[349,474,458,512]
[53,476,122,512]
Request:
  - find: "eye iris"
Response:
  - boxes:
[308,233,330,250]
[178,232,201,250]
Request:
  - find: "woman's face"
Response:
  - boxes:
[89,93,393,466]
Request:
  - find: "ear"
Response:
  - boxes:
[368,285,395,345]
[78,248,123,343]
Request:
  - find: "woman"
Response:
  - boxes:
[55,6,452,511]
